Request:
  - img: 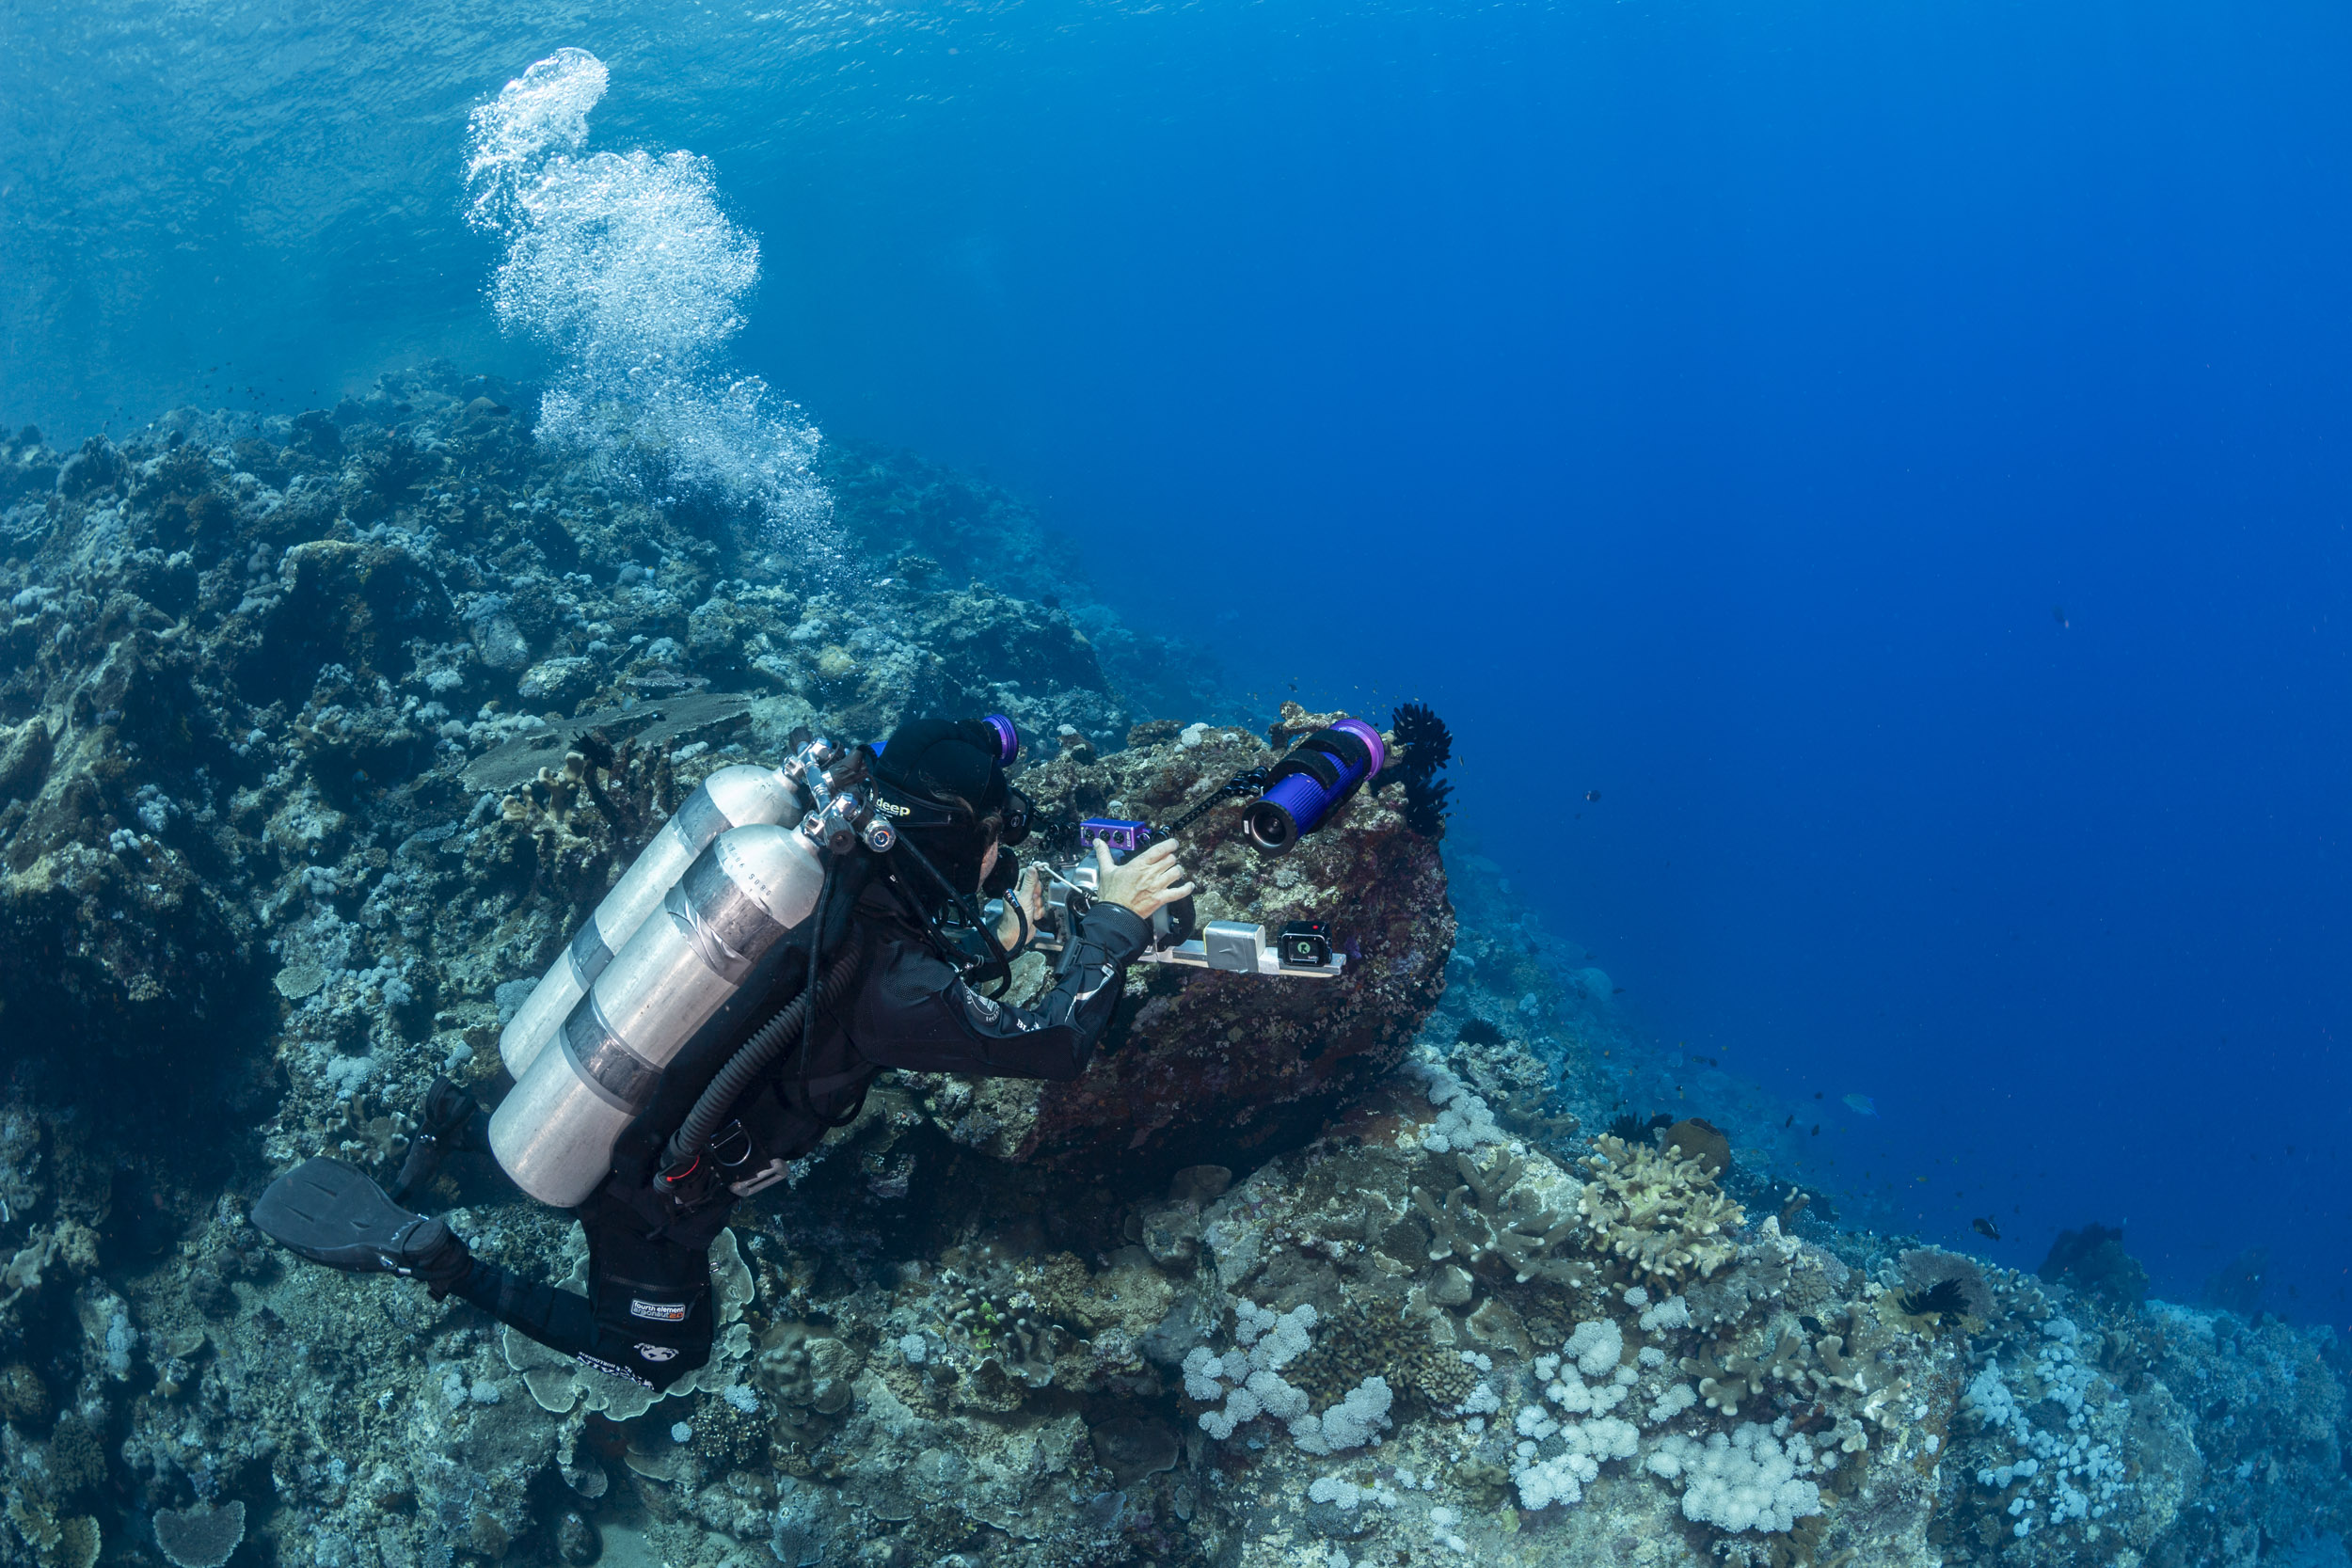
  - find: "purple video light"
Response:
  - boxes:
[1243,716,1386,854]
[1079,817,1153,858]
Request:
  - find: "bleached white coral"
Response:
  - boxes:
[1645,1382,1698,1424]
[1512,1416,1641,1510]
[1449,1379,1502,1418]
[1963,1363,2030,1443]
[1514,1451,1587,1511]
[1190,1304,1387,1453]
[1182,1347,1230,1403]
[1412,1063,1507,1153]
[1309,1477,1365,1509]
[1647,1425,1823,1533]
[1295,1376,1394,1454]
[1638,1294,1692,1333]
[1544,1371,1628,1417]
[1565,1319,1624,1377]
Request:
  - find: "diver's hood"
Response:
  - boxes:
[869,717,1014,903]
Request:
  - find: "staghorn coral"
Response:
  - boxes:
[3,1501,100,1568]
[1579,1132,1744,1288]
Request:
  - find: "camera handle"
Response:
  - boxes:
[1154,766,1270,842]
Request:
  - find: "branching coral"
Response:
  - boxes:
[1411,1150,1589,1287]
[1674,1314,1913,1453]
[1578,1134,1743,1289]
[1682,1327,1813,1418]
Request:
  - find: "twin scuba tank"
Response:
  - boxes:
[488,736,888,1207]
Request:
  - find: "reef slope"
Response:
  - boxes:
[0,370,2344,1568]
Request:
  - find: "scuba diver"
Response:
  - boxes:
[252,716,1193,1390]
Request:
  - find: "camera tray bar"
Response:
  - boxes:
[1133,919,1346,978]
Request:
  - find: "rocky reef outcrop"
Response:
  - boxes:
[0,371,2346,1568]
[935,710,1453,1175]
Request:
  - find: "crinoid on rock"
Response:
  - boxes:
[1606,1110,1673,1146]
[1389,701,1454,839]
[1896,1277,1973,1320]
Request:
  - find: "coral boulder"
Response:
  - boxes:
[926,711,1454,1174]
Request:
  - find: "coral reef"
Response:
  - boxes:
[0,371,2345,1568]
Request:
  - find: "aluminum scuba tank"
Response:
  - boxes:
[498,765,809,1081]
[488,822,828,1208]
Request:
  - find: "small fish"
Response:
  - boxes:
[1843,1093,1879,1117]
[1972,1216,2002,1242]
[1584,789,1601,802]
[2053,605,2070,628]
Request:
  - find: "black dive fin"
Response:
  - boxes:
[251,1157,438,1274]
[389,1076,484,1205]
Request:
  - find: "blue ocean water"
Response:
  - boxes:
[5,0,2348,1318]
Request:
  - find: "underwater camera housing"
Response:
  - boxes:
[1244,719,1387,855]
[1007,818,1346,979]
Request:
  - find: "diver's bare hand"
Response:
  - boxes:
[1095,837,1196,922]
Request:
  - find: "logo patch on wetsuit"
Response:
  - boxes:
[629,1298,690,1323]
[636,1343,679,1362]
[959,983,1001,1023]
[575,1354,653,1387]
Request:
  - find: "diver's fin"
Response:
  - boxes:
[389,1076,484,1205]
[251,1157,453,1275]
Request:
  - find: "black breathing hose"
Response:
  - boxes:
[660,935,868,1180]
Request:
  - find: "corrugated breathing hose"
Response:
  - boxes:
[658,936,868,1183]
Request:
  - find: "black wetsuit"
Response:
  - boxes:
[450,887,1149,1389]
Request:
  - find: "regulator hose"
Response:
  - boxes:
[658,935,869,1183]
